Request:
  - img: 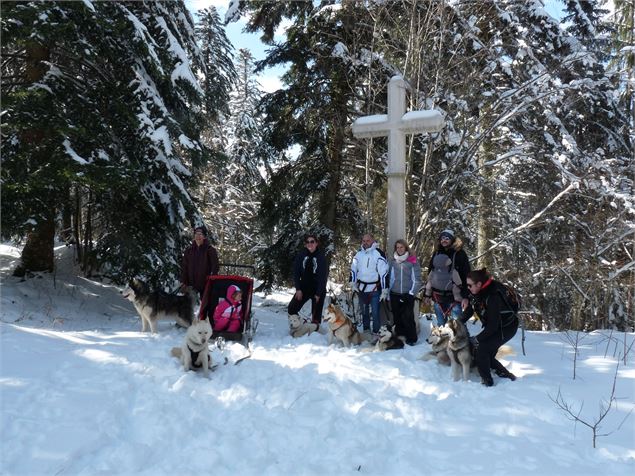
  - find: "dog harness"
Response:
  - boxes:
[187,345,210,368]
[331,320,357,339]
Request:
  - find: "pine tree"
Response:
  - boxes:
[231,0,395,286]
[195,6,236,150]
[1,1,208,287]
[196,48,272,266]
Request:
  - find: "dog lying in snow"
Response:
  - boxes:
[288,314,320,338]
[375,325,405,351]
[420,324,452,366]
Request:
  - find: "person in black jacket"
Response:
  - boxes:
[461,268,518,386]
[288,233,329,325]
[427,229,471,316]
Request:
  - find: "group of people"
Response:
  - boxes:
[180,224,518,387]
[289,229,518,387]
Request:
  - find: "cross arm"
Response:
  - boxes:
[400,110,444,134]
[351,114,390,138]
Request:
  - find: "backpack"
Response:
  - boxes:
[429,254,454,292]
[498,283,521,315]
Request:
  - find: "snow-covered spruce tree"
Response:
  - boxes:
[199,48,273,267]
[230,0,396,287]
[195,5,236,151]
[461,1,629,330]
[1,1,208,287]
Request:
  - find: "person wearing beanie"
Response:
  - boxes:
[426,228,471,321]
[180,224,219,296]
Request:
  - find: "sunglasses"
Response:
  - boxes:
[305,240,316,244]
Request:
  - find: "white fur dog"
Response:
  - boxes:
[170,317,213,377]
[288,314,320,338]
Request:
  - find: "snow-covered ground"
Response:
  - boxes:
[1,244,634,475]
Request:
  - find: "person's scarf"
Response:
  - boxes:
[393,251,409,264]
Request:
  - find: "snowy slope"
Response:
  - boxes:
[1,244,634,476]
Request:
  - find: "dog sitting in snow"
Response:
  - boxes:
[420,324,452,366]
[170,317,213,377]
[323,303,367,347]
[288,314,320,338]
[375,325,405,351]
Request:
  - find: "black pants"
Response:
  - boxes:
[475,318,518,382]
[390,293,417,344]
[288,290,326,324]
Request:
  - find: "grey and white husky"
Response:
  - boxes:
[446,319,473,381]
[122,278,195,333]
[420,324,452,366]
[170,317,213,377]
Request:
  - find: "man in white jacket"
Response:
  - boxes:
[350,234,389,334]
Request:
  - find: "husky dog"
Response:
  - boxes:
[420,324,452,365]
[122,278,195,333]
[375,325,405,351]
[170,317,213,377]
[323,303,366,347]
[288,314,320,338]
[446,319,473,381]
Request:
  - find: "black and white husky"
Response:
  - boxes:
[375,325,405,351]
[122,278,195,333]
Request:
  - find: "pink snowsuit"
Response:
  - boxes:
[213,285,243,333]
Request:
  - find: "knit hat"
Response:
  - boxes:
[439,229,454,241]
[194,225,207,237]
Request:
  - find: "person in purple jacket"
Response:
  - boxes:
[180,225,219,297]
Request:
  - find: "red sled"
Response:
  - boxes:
[198,273,256,347]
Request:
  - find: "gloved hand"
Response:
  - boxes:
[351,282,358,292]
[380,289,390,301]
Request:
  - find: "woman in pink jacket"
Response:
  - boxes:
[213,285,243,332]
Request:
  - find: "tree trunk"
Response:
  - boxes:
[476,150,494,270]
[14,214,55,276]
[14,41,54,276]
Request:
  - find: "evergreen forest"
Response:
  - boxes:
[2,0,633,331]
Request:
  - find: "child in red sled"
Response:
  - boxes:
[213,285,243,333]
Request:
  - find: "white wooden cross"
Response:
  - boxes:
[352,75,444,250]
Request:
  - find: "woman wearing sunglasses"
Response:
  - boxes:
[461,268,518,386]
[288,233,329,326]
